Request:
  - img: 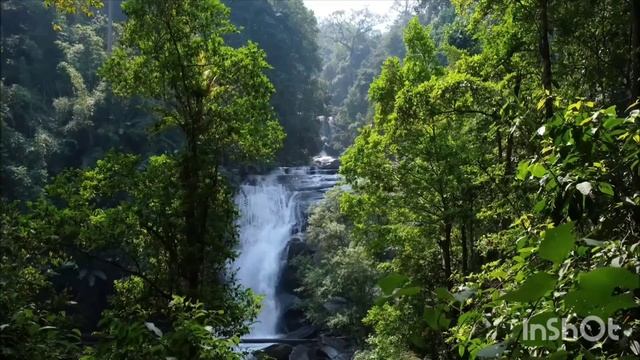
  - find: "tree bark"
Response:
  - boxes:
[539,0,554,119]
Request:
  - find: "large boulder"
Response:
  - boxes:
[280,307,307,333]
[256,344,293,360]
[278,237,312,294]
[289,345,312,360]
[312,155,340,169]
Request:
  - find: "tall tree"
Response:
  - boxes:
[224,0,324,163]
[102,0,283,297]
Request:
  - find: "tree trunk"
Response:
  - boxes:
[631,0,640,100]
[461,223,468,275]
[468,197,479,272]
[496,128,503,163]
[182,135,203,298]
[504,132,514,175]
[539,0,554,119]
[441,222,452,286]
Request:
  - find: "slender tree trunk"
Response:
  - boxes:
[182,137,201,297]
[469,205,478,272]
[631,0,640,100]
[461,223,468,275]
[441,222,452,286]
[504,132,514,175]
[496,128,503,163]
[539,0,554,119]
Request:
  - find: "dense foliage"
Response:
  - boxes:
[1,0,285,358]
[2,0,640,359]
[298,0,640,359]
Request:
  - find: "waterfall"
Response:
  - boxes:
[234,174,295,337]
[233,165,339,338]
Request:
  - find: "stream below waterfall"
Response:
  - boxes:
[233,165,340,339]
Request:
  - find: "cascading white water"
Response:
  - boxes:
[233,165,340,339]
[234,173,296,337]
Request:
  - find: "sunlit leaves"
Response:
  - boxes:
[502,272,557,303]
[44,0,102,16]
[539,223,575,264]
[564,267,640,318]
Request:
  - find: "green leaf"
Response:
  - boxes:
[549,351,568,360]
[393,286,421,297]
[565,290,638,318]
[602,117,623,129]
[423,306,449,330]
[597,182,614,196]
[564,267,640,317]
[530,163,546,178]
[579,267,640,293]
[434,287,456,303]
[533,199,546,213]
[503,272,557,302]
[539,223,575,264]
[378,273,409,295]
[516,161,530,180]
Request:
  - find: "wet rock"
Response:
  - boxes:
[280,307,307,333]
[278,237,312,294]
[287,236,310,261]
[289,345,312,360]
[278,293,302,310]
[312,155,340,169]
[256,344,293,360]
[318,336,353,360]
[285,325,318,340]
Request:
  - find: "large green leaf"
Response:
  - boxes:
[423,306,450,330]
[530,163,547,178]
[539,223,575,264]
[565,290,637,318]
[579,266,640,292]
[516,161,530,180]
[564,267,640,317]
[378,273,409,295]
[503,272,557,303]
